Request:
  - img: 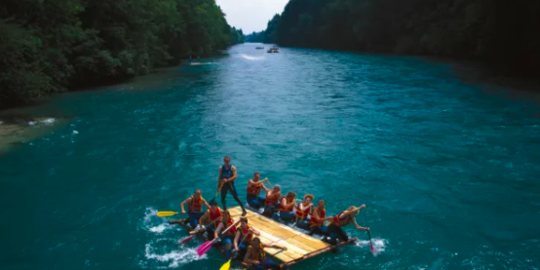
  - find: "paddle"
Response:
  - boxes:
[189,216,222,235]
[219,259,231,270]
[157,211,179,217]
[220,229,252,270]
[179,235,194,244]
[197,220,240,257]
[210,182,225,204]
[364,211,378,256]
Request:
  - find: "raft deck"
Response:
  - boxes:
[229,206,354,267]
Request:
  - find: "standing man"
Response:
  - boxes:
[218,155,247,216]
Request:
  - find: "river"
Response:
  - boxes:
[1,43,539,270]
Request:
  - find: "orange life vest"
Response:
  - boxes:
[248,243,266,261]
[332,211,352,227]
[295,202,312,220]
[279,197,295,212]
[246,182,262,196]
[310,208,326,227]
[264,192,280,206]
[239,225,253,242]
[208,208,222,222]
[222,217,237,235]
[190,196,204,212]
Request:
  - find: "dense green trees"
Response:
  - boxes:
[245,31,265,43]
[269,0,539,73]
[245,14,281,44]
[0,0,242,108]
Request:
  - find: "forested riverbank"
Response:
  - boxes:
[0,0,243,109]
[247,0,539,76]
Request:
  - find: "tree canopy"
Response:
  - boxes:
[244,14,281,44]
[267,0,539,73]
[0,0,243,108]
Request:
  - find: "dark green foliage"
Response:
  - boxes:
[245,14,281,44]
[0,0,240,108]
[245,31,265,43]
[230,27,245,45]
[270,0,540,73]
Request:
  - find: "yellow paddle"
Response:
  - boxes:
[156,211,179,217]
[219,259,231,270]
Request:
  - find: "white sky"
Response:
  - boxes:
[216,0,289,34]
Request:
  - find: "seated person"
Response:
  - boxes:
[273,191,296,223]
[170,189,210,229]
[324,205,369,245]
[308,199,332,237]
[196,200,222,239]
[261,185,282,218]
[234,217,260,259]
[246,172,268,209]
[214,210,238,258]
[243,237,287,270]
[295,194,314,230]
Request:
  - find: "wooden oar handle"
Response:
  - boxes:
[189,216,222,234]
[222,220,240,234]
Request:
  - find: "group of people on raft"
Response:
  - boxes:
[169,156,369,269]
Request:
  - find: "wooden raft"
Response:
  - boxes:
[229,206,352,266]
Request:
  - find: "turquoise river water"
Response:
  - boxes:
[1,43,540,270]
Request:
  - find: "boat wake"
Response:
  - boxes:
[240,54,265,61]
[140,207,207,268]
[143,242,206,268]
[355,237,388,256]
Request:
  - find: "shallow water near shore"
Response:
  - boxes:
[1,43,540,270]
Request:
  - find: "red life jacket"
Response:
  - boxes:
[190,196,203,212]
[295,202,312,220]
[332,211,352,227]
[208,208,222,221]
[240,225,253,242]
[248,244,266,261]
[310,208,326,227]
[279,197,295,212]
[222,217,237,235]
[332,211,344,224]
[264,192,279,206]
[246,182,262,196]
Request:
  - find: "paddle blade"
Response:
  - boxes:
[157,211,178,217]
[179,235,194,244]
[369,242,379,256]
[196,241,213,257]
[219,259,231,270]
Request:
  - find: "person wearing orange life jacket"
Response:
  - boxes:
[323,205,369,245]
[196,200,222,240]
[233,217,260,259]
[295,194,314,230]
[273,191,296,223]
[170,189,210,229]
[244,237,287,270]
[214,210,239,259]
[246,172,269,209]
[308,199,333,237]
[261,184,282,218]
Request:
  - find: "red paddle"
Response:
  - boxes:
[197,220,239,257]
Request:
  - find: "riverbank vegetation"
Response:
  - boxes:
[0,0,243,109]
[258,0,539,75]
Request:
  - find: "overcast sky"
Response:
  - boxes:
[216,0,288,34]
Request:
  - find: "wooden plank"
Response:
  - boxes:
[292,234,329,250]
[226,207,333,264]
